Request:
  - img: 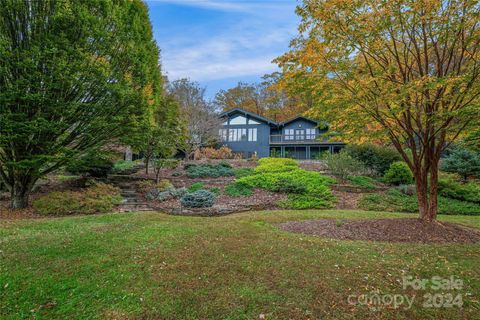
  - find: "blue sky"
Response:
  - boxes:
[145,0,299,98]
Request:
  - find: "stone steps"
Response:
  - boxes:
[108,172,154,213]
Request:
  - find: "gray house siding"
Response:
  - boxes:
[219,109,345,159]
[220,111,271,158]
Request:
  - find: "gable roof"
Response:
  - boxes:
[219,108,278,126]
[280,116,319,126]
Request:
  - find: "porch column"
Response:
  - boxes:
[281,146,285,158]
[306,146,310,160]
[329,145,334,154]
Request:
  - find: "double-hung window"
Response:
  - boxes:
[284,129,294,141]
[306,128,316,140]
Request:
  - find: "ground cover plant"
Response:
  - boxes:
[346,176,378,190]
[186,163,235,178]
[235,158,336,209]
[1,210,479,319]
[438,176,480,204]
[32,183,121,216]
[359,188,480,216]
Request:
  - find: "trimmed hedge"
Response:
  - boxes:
[33,183,121,216]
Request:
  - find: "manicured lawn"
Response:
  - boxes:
[1,210,479,319]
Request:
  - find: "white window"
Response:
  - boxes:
[229,115,247,125]
[306,128,316,140]
[219,129,228,141]
[285,129,294,140]
[229,129,235,141]
[249,118,260,125]
[248,128,257,141]
[240,128,247,141]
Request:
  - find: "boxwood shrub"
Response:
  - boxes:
[384,162,413,185]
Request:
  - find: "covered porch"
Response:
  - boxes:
[269,144,344,160]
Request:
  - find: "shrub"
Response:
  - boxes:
[438,177,480,204]
[280,193,335,209]
[194,146,233,159]
[273,177,307,194]
[323,151,367,179]
[384,162,413,185]
[188,182,205,193]
[347,176,378,190]
[147,187,187,201]
[66,153,113,178]
[396,184,416,196]
[225,182,253,197]
[237,166,336,209]
[181,190,216,208]
[440,146,480,181]
[234,167,255,178]
[112,160,141,173]
[209,187,220,195]
[137,179,173,193]
[254,158,299,173]
[359,188,480,215]
[171,171,183,177]
[186,164,234,178]
[33,183,121,216]
[346,144,401,175]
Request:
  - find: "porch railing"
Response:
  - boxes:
[269,134,328,143]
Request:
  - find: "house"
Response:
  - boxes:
[219,108,345,160]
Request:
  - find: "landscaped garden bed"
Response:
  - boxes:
[278,218,480,243]
[137,158,337,216]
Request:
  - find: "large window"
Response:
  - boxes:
[306,128,316,140]
[227,128,247,142]
[285,129,294,140]
[248,128,257,141]
[219,129,228,142]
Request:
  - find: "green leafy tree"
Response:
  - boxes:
[441,147,480,181]
[276,0,480,221]
[0,0,162,208]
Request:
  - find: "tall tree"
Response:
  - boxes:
[167,79,221,159]
[0,0,162,208]
[276,0,480,221]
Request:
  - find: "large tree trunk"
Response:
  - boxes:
[413,166,438,222]
[10,180,33,209]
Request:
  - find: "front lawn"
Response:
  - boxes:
[1,210,479,319]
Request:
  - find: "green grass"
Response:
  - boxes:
[1,210,479,319]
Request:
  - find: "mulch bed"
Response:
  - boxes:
[278,218,480,243]
[147,188,286,216]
